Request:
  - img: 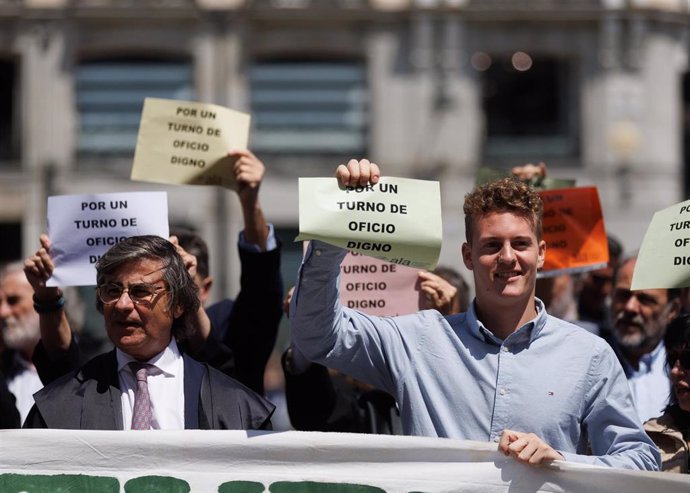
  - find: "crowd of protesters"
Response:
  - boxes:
[0,152,688,474]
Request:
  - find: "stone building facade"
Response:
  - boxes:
[1,0,689,300]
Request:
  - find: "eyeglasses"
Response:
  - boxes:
[97,283,167,305]
[667,349,690,371]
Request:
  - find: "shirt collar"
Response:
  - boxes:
[116,338,181,378]
[467,297,547,346]
[12,351,34,371]
[632,339,666,372]
[646,338,666,360]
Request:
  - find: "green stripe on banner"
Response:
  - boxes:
[270,482,386,493]
[0,474,119,492]
[218,481,265,493]
[124,475,190,492]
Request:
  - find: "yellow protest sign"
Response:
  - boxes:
[131,98,250,189]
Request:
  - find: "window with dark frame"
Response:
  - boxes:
[76,58,194,157]
[0,59,19,163]
[249,59,368,156]
[480,55,578,160]
[0,222,22,263]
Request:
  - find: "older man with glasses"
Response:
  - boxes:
[22,235,273,430]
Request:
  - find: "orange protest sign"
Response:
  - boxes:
[339,251,421,316]
[538,187,609,276]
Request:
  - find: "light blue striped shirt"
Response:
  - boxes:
[290,241,660,470]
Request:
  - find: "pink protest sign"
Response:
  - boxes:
[339,251,421,316]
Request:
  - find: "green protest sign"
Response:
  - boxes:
[632,199,690,289]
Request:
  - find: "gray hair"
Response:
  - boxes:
[1,259,86,334]
[95,235,200,340]
[0,260,25,280]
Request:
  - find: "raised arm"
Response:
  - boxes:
[24,235,72,356]
[232,149,269,251]
[290,159,407,394]
[24,235,80,384]
[169,235,213,349]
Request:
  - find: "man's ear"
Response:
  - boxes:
[173,304,184,319]
[200,276,213,297]
[196,275,213,306]
[462,243,473,271]
[667,297,682,324]
[537,240,546,270]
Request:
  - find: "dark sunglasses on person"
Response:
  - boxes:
[667,349,690,371]
[97,282,167,305]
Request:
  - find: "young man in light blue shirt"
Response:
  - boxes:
[289,159,660,470]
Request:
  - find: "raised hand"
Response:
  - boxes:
[335,159,381,188]
[24,234,61,300]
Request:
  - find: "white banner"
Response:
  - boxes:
[0,430,687,492]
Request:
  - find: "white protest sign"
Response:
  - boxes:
[632,199,690,290]
[47,192,169,287]
[340,252,421,316]
[131,98,250,190]
[297,177,442,269]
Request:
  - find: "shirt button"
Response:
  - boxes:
[494,436,500,443]
[499,388,506,395]
[502,346,510,352]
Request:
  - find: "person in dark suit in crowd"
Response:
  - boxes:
[31,149,282,397]
[168,149,283,395]
[23,235,273,430]
[169,224,282,395]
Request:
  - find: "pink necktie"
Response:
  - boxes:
[130,362,152,430]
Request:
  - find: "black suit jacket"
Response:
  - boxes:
[196,243,284,395]
[24,350,274,430]
[282,351,401,434]
[0,368,19,428]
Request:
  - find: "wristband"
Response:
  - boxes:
[33,294,65,313]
